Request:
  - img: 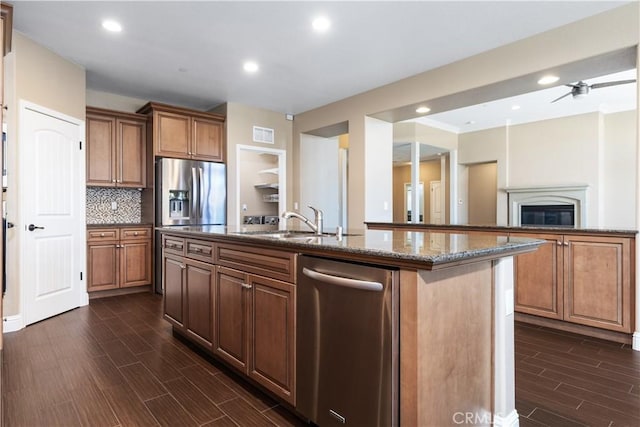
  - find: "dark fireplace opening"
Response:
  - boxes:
[521,204,575,227]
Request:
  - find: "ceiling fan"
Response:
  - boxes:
[551,78,636,103]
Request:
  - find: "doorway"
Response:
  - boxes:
[236,145,286,228]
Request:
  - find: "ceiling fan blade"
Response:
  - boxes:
[590,79,636,89]
[551,91,572,103]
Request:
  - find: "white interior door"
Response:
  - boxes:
[21,102,87,326]
[430,180,443,224]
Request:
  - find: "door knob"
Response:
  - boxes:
[28,224,45,231]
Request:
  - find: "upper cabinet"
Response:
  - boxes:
[137,102,225,162]
[86,107,147,188]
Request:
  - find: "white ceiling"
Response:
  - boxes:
[415,68,637,134]
[10,0,632,114]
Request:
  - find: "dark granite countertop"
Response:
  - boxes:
[157,225,543,270]
[365,222,638,236]
[87,223,153,228]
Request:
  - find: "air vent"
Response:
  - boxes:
[253,126,274,144]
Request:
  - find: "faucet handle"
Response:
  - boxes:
[308,205,323,219]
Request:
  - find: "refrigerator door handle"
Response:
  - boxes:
[191,167,199,222]
[198,167,205,218]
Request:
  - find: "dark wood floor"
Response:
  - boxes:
[2,293,638,426]
[515,323,639,427]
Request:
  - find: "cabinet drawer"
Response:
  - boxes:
[121,227,152,241]
[215,242,296,283]
[163,235,185,256]
[88,228,119,241]
[186,239,214,262]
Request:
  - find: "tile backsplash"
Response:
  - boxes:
[87,187,142,224]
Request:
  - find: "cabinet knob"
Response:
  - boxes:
[134,232,138,236]
[241,283,252,290]
[557,240,562,246]
[563,241,569,246]
[112,179,116,183]
[180,264,186,270]
[100,233,105,237]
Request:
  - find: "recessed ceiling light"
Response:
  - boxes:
[415,106,430,114]
[243,61,259,73]
[312,16,331,32]
[538,75,559,85]
[512,105,521,110]
[102,19,122,33]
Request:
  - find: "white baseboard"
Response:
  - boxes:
[493,409,519,427]
[633,332,640,351]
[3,314,24,333]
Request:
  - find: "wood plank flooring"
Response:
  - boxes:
[515,323,640,427]
[2,292,638,426]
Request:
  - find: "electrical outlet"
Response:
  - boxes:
[111,201,118,210]
[294,202,299,210]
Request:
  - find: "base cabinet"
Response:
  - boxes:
[214,266,295,404]
[87,226,152,292]
[162,238,214,350]
[162,236,296,405]
[514,233,633,333]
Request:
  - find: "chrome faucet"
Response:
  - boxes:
[282,206,324,235]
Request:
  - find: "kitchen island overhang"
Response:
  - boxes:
[157,226,542,427]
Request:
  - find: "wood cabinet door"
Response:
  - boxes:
[120,240,151,288]
[513,233,563,320]
[163,253,186,330]
[154,110,190,158]
[117,118,146,188]
[86,114,116,186]
[185,259,214,350]
[192,117,224,162]
[247,275,295,405]
[87,242,119,291]
[214,266,249,371]
[563,235,632,332]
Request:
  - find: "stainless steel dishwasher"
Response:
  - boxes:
[297,255,398,427]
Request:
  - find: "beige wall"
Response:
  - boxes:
[86,89,148,113]
[468,162,498,225]
[458,110,634,228]
[292,3,639,227]
[4,32,86,318]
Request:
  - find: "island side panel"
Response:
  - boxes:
[401,261,494,426]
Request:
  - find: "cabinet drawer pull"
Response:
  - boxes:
[191,247,201,253]
[180,264,186,270]
[557,241,562,246]
[563,241,569,246]
[241,283,252,290]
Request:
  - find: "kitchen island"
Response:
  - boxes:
[157,226,542,427]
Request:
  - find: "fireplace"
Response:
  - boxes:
[520,204,575,227]
[506,185,588,228]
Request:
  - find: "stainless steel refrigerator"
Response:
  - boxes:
[154,158,226,292]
